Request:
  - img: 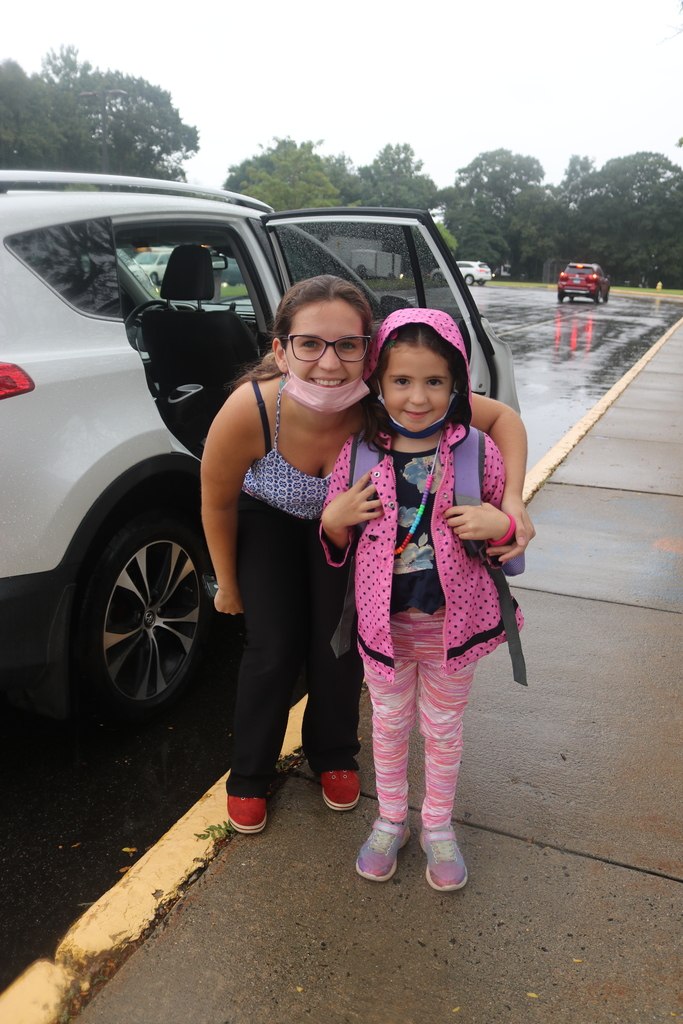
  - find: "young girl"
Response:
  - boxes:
[321,308,524,890]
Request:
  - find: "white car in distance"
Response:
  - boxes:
[457,261,492,286]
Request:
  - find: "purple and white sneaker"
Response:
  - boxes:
[356,818,410,882]
[420,828,468,890]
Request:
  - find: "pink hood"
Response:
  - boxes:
[365,307,472,423]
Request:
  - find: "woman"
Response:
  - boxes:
[201,275,533,834]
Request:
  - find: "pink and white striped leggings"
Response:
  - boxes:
[363,607,475,830]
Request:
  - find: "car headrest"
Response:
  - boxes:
[161,245,215,301]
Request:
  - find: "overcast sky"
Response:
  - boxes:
[3,0,683,192]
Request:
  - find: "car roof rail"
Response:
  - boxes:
[0,170,273,213]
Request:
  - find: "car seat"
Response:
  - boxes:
[140,244,258,430]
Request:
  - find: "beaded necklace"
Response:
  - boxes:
[394,437,442,557]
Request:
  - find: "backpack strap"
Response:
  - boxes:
[453,427,527,687]
[349,433,381,487]
[330,434,380,657]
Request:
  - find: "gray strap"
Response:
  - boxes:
[485,565,527,686]
[330,556,357,658]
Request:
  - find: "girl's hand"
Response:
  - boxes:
[444,502,511,542]
[214,582,244,616]
[498,496,536,563]
[322,471,384,550]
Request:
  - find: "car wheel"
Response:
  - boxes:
[603,289,609,304]
[464,274,474,285]
[477,280,485,286]
[558,291,565,303]
[150,272,160,286]
[75,511,212,724]
[431,271,444,285]
[355,265,368,280]
[593,290,600,304]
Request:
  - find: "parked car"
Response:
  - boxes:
[0,170,520,723]
[456,261,492,286]
[558,263,610,304]
[133,247,173,286]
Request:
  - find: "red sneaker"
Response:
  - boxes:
[227,796,267,833]
[320,770,360,810]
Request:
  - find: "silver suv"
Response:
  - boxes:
[0,171,519,722]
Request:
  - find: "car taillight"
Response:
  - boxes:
[559,273,568,280]
[0,363,36,400]
[588,274,598,280]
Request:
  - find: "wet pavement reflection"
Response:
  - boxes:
[2,286,681,993]
[471,287,683,466]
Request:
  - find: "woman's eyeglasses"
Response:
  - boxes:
[287,335,370,362]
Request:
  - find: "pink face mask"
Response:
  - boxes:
[282,358,369,413]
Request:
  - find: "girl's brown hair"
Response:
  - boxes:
[360,322,469,450]
[233,275,374,387]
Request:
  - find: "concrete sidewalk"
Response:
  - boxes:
[46,325,683,1022]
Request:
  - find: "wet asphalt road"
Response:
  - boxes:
[471,286,683,466]
[1,286,682,992]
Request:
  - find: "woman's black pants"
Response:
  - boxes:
[227,495,363,798]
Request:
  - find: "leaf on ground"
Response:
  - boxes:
[118,867,130,873]
[122,847,137,855]
[526,993,539,998]
[71,842,82,848]
[296,987,303,992]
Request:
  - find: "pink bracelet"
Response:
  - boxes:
[489,514,516,546]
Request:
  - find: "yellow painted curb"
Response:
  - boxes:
[0,961,77,1024]
[522,315,683,503]
[0,695,308,1023]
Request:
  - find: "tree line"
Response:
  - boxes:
[0,47,198,180]
[225,141,683,288]
[3,50,682,286]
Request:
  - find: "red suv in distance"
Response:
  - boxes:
[558,263,610,304]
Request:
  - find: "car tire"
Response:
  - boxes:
[593,290,600,304]
[75,511,213,725]
[464,274,474,285]
[603,289,609,304]
[150,272,160,286]
[558,291,565,302]
[477,280,485,286]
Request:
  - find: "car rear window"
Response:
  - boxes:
[566,266,592,275]
[6,217,121,319]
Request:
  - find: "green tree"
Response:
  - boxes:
[435,222,457,252]
[440,150,545,271]
[224,138,340,210]
[0,48,198,179]
[321,152,364,206]
[451,149,545,223]
[568,152,683,287]
[357,143,438,209]
[0,59,92,170]
[42,46,198,180]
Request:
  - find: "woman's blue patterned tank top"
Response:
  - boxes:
[242,383,331,519]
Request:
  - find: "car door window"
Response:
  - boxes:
[6,217,121,319]
[115,223,257,325]
[265,216,472,332]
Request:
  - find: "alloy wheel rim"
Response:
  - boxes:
[102,540,200,701]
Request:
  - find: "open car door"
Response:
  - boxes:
[263,207,520,410]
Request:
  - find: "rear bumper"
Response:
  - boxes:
[0,566,76,718]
